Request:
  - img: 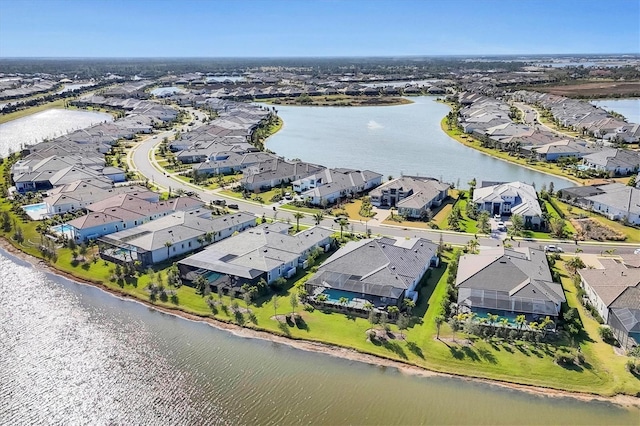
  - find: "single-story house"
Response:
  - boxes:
[305,237,438,310]
[177,223,333,291]
[577,259,640,350]
[293,168,382,206]
[456,247,565,322]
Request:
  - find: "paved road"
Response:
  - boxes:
[127,108,638,256]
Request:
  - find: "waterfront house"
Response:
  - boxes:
[369,176,450,219]
[306,237,438,311]
[68,194,204,241]
[98,211,256,267]
[456,247,565,322]
[577,259,640,350]
[582,148,640,176]
[177,223,333,292]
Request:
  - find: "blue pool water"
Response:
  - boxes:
[204,271,222,283]
[324,288,356,303]
[51,224,73,233]
[23,203,46,212]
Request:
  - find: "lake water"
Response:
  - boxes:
[0,108,113,157]
[591,99,640,125]
[1,248,638,425]
[266,97,573,189]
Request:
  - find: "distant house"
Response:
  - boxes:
[293,168,382,206]
[582,148,640,176]
[473,181,542,227]
[528,140,593,162]
[306,237,438,311]
[369,176,450,219]
[98,211,256,267]
[456,247,565,322]
[578,259,640,350]
[177,223,333,292]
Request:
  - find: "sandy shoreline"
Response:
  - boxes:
[1,236,638,408]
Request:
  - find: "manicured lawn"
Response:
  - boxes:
[280,203,324,215]
[2,157,638,396]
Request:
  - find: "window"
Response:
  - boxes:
[188,242,191,248]
[172,247,176,252]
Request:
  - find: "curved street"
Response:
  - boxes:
[126,109,638,256]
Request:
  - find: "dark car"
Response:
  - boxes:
[227,204,239,209]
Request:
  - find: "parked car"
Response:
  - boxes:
[497,221,506,231]
[227,204,239,209]
[494,214,501,220]
[544,245,563,253]
[284,192,293,200]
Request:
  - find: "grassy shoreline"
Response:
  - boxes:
[257,94,413,107]
[439,115,583,185]
[0,195,638,400]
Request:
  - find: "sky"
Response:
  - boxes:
[0,0,638,57]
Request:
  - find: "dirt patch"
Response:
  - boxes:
[536,81,640,98]
[366,328,406,342]
[571,218,626,241]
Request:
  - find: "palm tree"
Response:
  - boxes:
[435,315,445,340]
[467,238,479,254]
[272,296,279,318]
[338,218,349,239]
[387,305,400,320]
[515,314,526,335]
[566,256,586,274]
[164,241,172,259]
[313,211,324,225]
[197,235,205,249]
[293,211,304,232]
[338,296,349,309]
[402,298,415,315]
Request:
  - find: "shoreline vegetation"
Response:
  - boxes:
[1,238,638,408]
[437,103,583,185]
[2,97,639,405]
[257,94,413,107]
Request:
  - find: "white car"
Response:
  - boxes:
[497,221,506,231]
[634,248,640,255]
[544,245,563,253]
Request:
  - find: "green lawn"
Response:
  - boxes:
[2,157,638,396]
[280,203,324,215]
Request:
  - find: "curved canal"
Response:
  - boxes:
[1,249,638,425]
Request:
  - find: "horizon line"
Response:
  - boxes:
[1,53,639,61]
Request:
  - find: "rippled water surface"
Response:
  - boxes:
[591,99,640,125]
[0,109,112,156]
[1,249,638,425]
[266,97,573,189]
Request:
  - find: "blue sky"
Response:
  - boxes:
[0,0,638,57]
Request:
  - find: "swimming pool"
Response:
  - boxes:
[22,203,48,220]
[323,289,356,303]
